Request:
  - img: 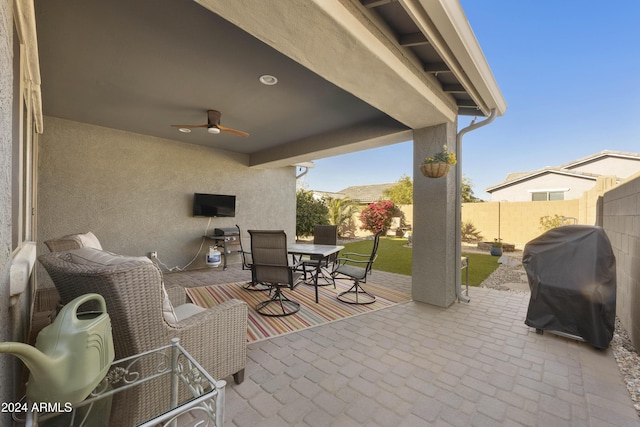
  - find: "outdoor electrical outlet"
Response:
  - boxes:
[149,251,157,259]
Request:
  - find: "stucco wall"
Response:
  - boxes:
[490,173,597,202]
[569,157,640,179]
[0,0,14,419]
[602,172,640,350]
[37,117,296,284]
[412,123,458,307]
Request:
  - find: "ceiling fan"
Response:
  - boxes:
[171,110,249,137]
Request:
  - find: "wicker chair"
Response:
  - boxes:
[38,248,247,426]
[248,230,303,317]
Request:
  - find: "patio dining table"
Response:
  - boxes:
[288,243,344,303]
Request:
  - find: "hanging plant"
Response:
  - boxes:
[420,145,456,178]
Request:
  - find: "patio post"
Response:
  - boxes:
[412,122,459,307]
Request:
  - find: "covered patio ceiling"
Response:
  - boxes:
[34,0,505,168]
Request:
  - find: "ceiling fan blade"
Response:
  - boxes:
[217,125,250,137]
[170,124,208,128]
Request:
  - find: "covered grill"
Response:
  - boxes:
[523,225,616,349]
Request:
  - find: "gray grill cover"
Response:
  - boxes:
[523,225,616,349]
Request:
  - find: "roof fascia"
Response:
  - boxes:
[485,169,598,193]
[561,151,640,169]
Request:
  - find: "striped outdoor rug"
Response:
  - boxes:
[185,279,411,342]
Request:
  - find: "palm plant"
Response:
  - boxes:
[324,197,357,237]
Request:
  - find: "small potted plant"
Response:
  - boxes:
[420,145,457,178]
[490,238,503,256]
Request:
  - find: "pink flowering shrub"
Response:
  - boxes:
[359,200,397,233]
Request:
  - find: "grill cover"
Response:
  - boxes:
[523,225,616,349]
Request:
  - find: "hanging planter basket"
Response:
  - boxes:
[420,162,451,178]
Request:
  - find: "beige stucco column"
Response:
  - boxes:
[412,122,459,307]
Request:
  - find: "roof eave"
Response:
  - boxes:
[485,169,598,193]
[415,0,507,117]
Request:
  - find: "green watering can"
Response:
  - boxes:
[0,293,114,405]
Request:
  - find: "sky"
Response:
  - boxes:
[299,1,640,201]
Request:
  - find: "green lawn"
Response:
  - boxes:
[340,237,499,287]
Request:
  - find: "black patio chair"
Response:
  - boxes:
[302,225,339,287]
[249,230,303,317]
[236,224,270,291]
[332,230,383,304]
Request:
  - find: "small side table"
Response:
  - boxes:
[25,338,225,427]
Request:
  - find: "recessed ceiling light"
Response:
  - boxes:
[259,74,278,85]
[178,128,191,133]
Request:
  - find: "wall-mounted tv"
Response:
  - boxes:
[193,193,236,217]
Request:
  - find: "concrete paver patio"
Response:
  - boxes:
[175,267,639,426]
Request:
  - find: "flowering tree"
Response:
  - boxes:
[359,200,397,234]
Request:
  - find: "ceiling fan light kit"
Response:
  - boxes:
[171,109,249,137]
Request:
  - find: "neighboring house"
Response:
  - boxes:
[312,183,395,204]
[336,183,395,204]
[486,150,640,202]
[310,190,346,201]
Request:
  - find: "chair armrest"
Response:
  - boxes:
[241,250,253,269]
[334,256,370,266]
[165,284,188,306]
[338,252,370,259]
[169,299,248,382]
[253,261,305,270]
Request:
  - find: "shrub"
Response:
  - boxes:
[360,200,397,233]
[539,214,564,232]
[296,190,328,238]
[461,221,483,242]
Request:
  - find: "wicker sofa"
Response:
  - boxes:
[38,245,247,425]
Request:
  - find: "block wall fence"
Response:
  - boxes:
[602,172,640,350]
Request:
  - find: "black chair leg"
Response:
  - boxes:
[318,265,336,288]
[256,288,300,317]
[336,280,376,305]
[243,280,271,291]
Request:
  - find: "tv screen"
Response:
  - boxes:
[193,193,236,217]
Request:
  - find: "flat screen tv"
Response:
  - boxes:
[193,193,236,217]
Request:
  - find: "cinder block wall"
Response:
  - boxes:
[602,172,640,349]
[462,200,579,249]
